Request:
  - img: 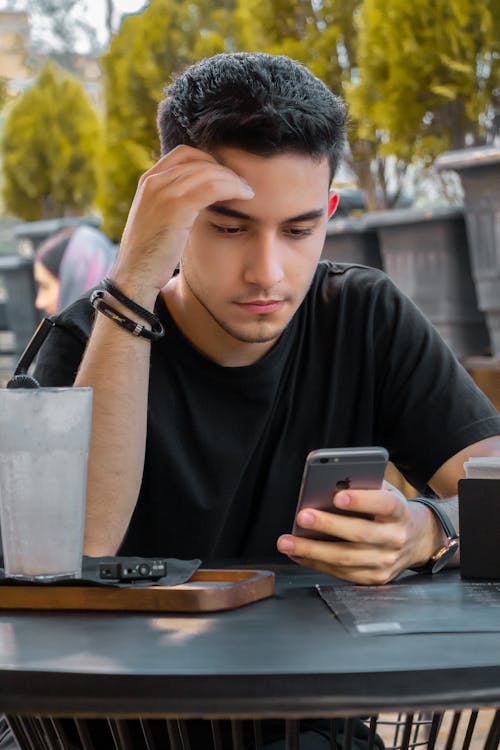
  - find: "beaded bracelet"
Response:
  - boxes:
[90,289,164,342]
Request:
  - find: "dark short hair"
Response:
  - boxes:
[157,52,347,180]
[35,227,75,278]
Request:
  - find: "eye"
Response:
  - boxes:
[211,223,245,235]
[284,227,314,238]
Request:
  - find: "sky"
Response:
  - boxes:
[0,1,149,52]
[76,0,148,47]
[81,0,148,37]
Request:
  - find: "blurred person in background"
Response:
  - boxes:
[34,225,116,316]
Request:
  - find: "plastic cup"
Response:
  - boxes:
[463,457,500,480]
[0,387,92,581]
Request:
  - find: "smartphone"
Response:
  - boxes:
[292,446,389,541]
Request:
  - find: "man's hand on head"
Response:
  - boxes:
[277,481,441,585]
[110,145,255,305]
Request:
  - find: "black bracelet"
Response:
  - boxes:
[90,290,164,342]
[102,278,160,327]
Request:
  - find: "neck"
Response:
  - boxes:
[162,275,278,367]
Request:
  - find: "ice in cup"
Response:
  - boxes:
[0,387,92,580]
[463,457,500,480]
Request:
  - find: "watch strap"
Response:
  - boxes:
[411,497,458,539]
[410,497,459,573]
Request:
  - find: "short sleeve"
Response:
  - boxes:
[369,274,500,489]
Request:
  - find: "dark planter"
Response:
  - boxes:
[365,206,490,360]
[13,216,101,253]
[322,217,383,269]
[0,255,39,358]
[436,147,500,358]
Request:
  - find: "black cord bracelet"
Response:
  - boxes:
[90,290,164,342]
[102,277,160,327]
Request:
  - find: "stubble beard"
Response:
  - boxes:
[183,272,291,345]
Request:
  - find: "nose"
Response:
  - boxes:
[34,288,45,311]
[243,233,284,289]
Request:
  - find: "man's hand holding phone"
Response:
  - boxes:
[277,447,437,585]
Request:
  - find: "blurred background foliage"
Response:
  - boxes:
[2,62,100,220]
[0,0,498,240]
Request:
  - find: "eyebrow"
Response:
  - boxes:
[206,205,326,223]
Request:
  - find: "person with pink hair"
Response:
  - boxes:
[34,225,116,315]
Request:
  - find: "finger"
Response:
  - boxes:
[140,163,255,207]
[138,145,218,184]
[138,145,255,196]
[291,554,398,586]
[155,165,254,201]
[334,489,406,520]
[295,507,393,546]
[278,534,392,568]
[277,535,400,584]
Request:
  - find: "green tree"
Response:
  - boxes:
[99,0,361,237]
[99,0,241,240]
[102,0,500,226]
[1,63,100,220]
[249,0,389,208]
[242,0,499,208]
[229,0,392,209]
[348,0,499,166]
[0,78,8,112]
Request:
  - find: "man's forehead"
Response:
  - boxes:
[205,147,331,223]
[212,145,330,173]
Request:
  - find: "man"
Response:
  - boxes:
[35,52,500,585]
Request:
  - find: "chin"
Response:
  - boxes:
[227,323,286,345]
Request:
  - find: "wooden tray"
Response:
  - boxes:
[0,569,275,613]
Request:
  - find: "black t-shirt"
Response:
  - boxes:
[34,261,500,559]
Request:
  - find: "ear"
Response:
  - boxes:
[328,192,339,219]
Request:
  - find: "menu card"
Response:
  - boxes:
[317,574,500,635]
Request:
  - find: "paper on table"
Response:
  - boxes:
[317,576,500,636]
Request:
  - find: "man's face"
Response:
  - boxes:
[175,148,332,363]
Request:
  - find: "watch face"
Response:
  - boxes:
[431,540,459,573]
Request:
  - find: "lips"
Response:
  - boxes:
[235,300,285,315]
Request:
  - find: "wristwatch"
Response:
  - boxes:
[410,497,460,574]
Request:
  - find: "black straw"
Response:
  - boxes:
[5,318,54,389]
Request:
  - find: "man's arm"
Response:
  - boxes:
[75,309,152,555]
[277,435,500,584]
[75,146,255,555]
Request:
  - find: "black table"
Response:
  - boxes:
[0,565,499,750]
